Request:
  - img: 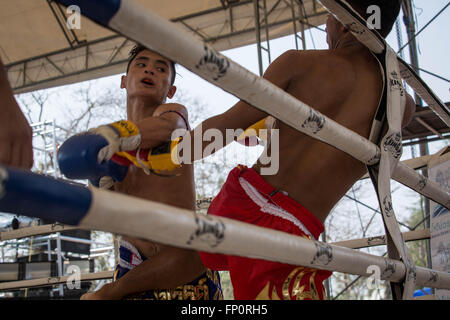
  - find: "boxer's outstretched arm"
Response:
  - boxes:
[81,244,205,300]
[136,103,190,149]
[0,59,33,168]
[186,50,301,162]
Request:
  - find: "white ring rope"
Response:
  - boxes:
[333,229,430,250]
[0,196,223,241]
[103,0,449,209]
[21,0,446,299]
[0,271,114,291]
[73,187,450,290]
[0,229,429,291]
[361,151,447,179]
[109,0,447,298]
[0,223,77,241]
[318,0,447,298]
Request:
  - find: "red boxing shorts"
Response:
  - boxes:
[199,165,332,300]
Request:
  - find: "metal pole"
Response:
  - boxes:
[56,232,64,297]
[298,1,306,49]
[401,0,433,278]
[262,0,272,63]
[229,6,234,33]
[253,0,264,76]
[290,0,299,50]
[401,0,422,106]
[395,19,404,59]
[57,235,107,246]
[420,143,432,270]
[42,123,48,174]
[398,1,450,54]
[52,119,58,178]
[47,236,54,297]
[114,235,120,268]
[47,238,52,261]
[253,0,272,75]
[321,230,331,299]
[15,241,19,261]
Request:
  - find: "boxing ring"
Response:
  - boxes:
[0,0,449,299]
[0,225,430,292]
[0,269,113,292]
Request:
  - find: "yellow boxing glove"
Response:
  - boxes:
[113,137,182,176]
[236,116,275,146]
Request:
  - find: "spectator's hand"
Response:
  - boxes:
[0,96,33,168]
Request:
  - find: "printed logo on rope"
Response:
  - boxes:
[366,265,381,290]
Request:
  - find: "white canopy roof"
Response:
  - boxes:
[1,0,327,93]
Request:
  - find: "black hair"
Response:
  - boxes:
[126,44,176,85]
[346,0,401,38]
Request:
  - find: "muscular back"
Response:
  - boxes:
[255,48,384,223]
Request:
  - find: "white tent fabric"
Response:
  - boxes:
[0,0,327,93]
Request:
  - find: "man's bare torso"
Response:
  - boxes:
[115,165,195,210]
[254,47,384,223]
[114,140,195,257]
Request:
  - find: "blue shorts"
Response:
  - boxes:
[113,240,223,300]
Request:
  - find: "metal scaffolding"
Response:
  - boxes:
[250,0,449,299]
[0,120,115,298]
[328,0,449,299]
[253,0,311,75]
[1,0,448,300]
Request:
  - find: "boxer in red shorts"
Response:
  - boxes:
[135,1,415,300]
[183,0,414,300]
[199,165,332,300]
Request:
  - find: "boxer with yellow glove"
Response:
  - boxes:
[71,44,222,301]
[113,137,182,176]
[57,120,182,187]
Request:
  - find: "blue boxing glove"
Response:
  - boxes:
[57,133,129,188]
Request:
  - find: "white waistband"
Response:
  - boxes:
[238,177,315,240]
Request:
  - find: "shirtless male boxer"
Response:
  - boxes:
[140,0,414,300]
[60,1,415,300]
[59,44,222,300]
